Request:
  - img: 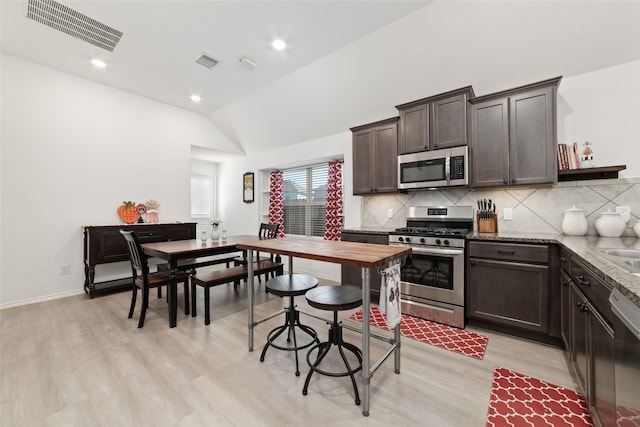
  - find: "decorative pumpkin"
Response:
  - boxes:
[118,201,139,224]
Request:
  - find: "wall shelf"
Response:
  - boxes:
[558,165,626,182]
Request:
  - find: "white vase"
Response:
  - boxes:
[211,226,220,241]
[561,205,588,236]
[595,210,626,237]
[200,230,207,243]
[633,220,640,238]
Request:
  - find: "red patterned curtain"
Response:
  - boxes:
[268,170,285,238]
[324,160,343,241]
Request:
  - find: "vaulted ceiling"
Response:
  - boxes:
[2,1,639,161]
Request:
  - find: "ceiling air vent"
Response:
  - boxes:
[195,54,219,69]
[25,0,123,52]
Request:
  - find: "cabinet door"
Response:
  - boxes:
[571,284,589,395]
[96,228,132,263]
[431,94,468,149]
[590,309,616,427]
[372,123,398,193]
[560,269,572,351]
[352,128,375,194]
[469,98,510,187]
[167,224,195,240]
[398,103,429,154]
[467,258,549,333]
[341,232,387,299]
[509,87,556,186]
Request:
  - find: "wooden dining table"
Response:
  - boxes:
[236,236,411,417]
[141,235,259,328]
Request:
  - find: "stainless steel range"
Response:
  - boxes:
[388,206,474,329]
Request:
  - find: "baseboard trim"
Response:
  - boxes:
[0,289,86,310]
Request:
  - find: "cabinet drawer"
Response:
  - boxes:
[468,241,549,264]
[135,229,168,242]
[570,257,614,326]
[341,232,388,245]
[341,231,386,297]
[559,247,571,272]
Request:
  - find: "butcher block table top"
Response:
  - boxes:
[236,236,411,268]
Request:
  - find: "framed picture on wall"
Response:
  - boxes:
[243,172,254,203]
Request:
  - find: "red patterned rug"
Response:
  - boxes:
[486,367,593,427]
[349,306,488,360]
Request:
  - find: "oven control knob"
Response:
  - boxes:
[398,237,404,242]
[405,237,411,243]
[435,239,441,245]
[444,239,450,246]
[420,238,425,244]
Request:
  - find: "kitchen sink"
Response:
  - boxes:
[592,248,640,276]
[595,248,640,259]
[624,259,640,269]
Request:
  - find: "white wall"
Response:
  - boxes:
[557,60,640,177]
[0,54,233,307]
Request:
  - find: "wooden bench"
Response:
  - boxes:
[190,260,284,325]
[156,255,238,272]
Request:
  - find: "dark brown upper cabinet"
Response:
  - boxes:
[350,117,399,195]
[396,86,475,154]
[469,77,561,188]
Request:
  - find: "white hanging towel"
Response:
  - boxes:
[378,263,401,328]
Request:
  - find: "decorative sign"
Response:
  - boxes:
[243,172,254,203]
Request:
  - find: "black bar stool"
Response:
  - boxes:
[261,274,319,376]
[302,285,363,405]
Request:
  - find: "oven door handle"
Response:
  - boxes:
[407,246,464,257]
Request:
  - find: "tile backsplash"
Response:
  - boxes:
[362,177,640,236]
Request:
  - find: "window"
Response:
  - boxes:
[191,174,213,218]
[282,164,331,237]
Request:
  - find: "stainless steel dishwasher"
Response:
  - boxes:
[609,288,640,426]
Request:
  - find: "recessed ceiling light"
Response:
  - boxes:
[190,95,201,102]
[91,58,106,68]
[272,39,286,51]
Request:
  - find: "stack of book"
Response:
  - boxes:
[557,142,581,170]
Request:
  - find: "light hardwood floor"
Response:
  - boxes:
[1,277,578,426]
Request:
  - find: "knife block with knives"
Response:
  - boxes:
[477,199,498,233]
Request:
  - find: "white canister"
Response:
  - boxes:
[633,220,640,238]
[595,210,626,237]
[561,205,588,236]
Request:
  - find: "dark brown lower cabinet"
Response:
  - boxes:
[83,223,196,297]
[467,241,558,341]
[468,258,549,332]
[341,231,388,300]
[564,256,616,427]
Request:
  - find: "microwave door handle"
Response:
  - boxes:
[445,156,451,185]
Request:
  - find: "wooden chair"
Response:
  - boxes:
[120,230,190,328]
[234,223,283,283]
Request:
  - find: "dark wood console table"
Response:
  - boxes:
[83,223,196,298]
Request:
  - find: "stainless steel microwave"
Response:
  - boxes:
[397,145,469,190]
